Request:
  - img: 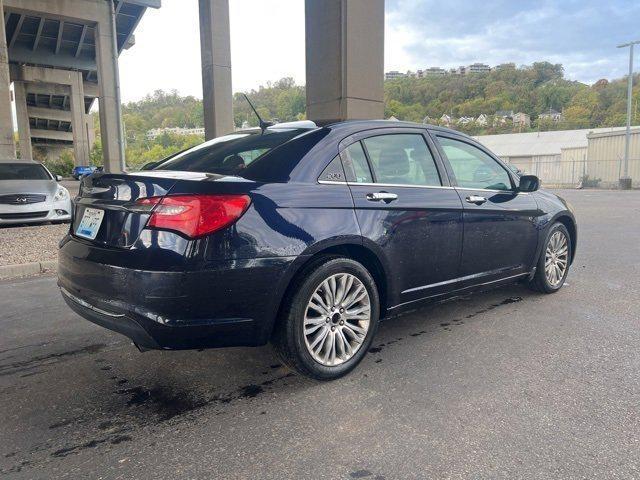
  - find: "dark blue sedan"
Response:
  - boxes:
[58,120,577,380]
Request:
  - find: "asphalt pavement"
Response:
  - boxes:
[1,189,639,479]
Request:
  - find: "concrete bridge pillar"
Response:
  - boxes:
[0,0,16,158]
[13,81,32,160]
[96,10,125,173]
[69,71,90,166]
[199,0,234,139]
[305,0,385,122]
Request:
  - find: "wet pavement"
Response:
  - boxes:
[1,189,639,479]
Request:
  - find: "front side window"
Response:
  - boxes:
[437,136,513,191]
[362,134,441,186]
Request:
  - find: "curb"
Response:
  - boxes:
[0,260,57,280]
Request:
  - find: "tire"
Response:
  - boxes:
[529,222,572,294]
[272,256,380,381]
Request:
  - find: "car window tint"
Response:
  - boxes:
[362,134,441,186]
[0,163,51,180]
[437,136,512,191]
[319,155,346,182]
[156,129,308,176]
[341,142,373,183]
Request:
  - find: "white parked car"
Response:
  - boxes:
[0,160,72,225]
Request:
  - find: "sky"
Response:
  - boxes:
[115,0,640,103]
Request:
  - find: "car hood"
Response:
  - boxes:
[0,179,58,196]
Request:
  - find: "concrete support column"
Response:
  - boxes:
[69,71,90,166]
[95,8,125,172]
[13,82,32,160]
[199,0,234,140]
[0,0,16,158]
[305,0,385,122]
[86,114,95,151]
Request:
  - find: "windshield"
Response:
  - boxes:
[0,163,51,180]
[154,129,309,175]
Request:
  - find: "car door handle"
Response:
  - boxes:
[366,192,398,203]
[465,195,487,205]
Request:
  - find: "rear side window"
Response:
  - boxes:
[319,156,346,182]
[341,142,373,183]
[362,134,441,186]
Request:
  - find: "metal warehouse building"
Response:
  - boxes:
[476,127,640,188]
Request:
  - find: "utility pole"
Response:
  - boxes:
[617,40,639,189]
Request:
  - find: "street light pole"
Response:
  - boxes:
[617,40,639,189]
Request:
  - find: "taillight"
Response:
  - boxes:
[136,194,251,239]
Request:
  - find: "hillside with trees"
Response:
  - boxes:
[383,62,637,135]
[63,61,637,171]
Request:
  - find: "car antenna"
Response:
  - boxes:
[243,94,274,133]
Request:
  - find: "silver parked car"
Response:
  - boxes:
[0,160,72,225]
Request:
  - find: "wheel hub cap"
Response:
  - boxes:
[303,273,371,367]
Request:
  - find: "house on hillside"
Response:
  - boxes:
[457,116,475,125]
[493,110,514,126]
[538,108,563,123]
[424,67,447,76]
[513,112,531,128]
[440,114,452,126]
[146,127,205,140]
[468,63,491,74]
[475,114,489,126]
[384,70,406,81]
[495,63,516,71]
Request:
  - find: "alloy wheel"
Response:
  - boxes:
[303,273,371,366]
[544,230,569,287]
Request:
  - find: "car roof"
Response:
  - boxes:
[321,119,473,139]
[218,119,472,142]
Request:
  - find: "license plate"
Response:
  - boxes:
[76,208,105,240]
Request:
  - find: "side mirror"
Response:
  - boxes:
[55,174,63,182]
[519,174,540,192]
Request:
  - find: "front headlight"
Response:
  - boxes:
[54,186,69,202]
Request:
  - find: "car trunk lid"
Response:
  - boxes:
[73,171,251,248]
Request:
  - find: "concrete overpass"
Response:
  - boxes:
[1,0,384,173]
[0,0,160,171]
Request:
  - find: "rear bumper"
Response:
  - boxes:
[58,237,297,350]
[60,286,258,350]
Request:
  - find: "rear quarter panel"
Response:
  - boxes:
[230,182,361,260]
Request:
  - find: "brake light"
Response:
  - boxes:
[136,194,251,238]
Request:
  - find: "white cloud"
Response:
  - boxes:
[118,0,305,103]
[117,0,636,104]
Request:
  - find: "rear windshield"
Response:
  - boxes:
[0,163,51,180]
[154,129,309,176]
